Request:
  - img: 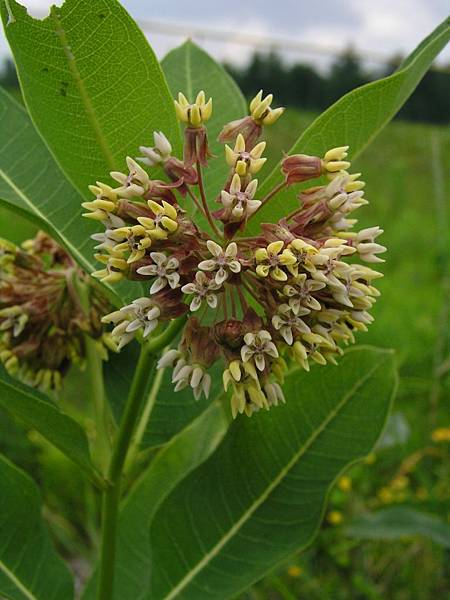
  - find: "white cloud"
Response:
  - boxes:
[301,0,449,65]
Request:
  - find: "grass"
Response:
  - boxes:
[238,111,450,599]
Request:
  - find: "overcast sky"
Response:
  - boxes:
[1,0,449,69]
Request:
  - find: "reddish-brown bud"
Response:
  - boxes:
[281,154,323,185]
[180,318,219,368]
[184,126,211,167]
[218,116,262,149]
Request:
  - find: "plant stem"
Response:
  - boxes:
[96,316,186,600]
[249,180,287,221]
[125,361,166,473]
[186,186,206,217]
[196,160,222,238]
[68,270,111,473]
[85,335,111,474]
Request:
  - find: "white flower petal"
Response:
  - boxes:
[206,240,222,257]
[157,349,180,369]
[117,332,136,350]
[202,374,211,398]
[190,296,202,312]
[150,277,167,294]
[228,260,241,273]
[281,326,293,345]
[166,257,179,270]
[172,365,192,383]
[181,283,197,294]
[167,272,180,288]
[255,354,265,371]
[125,319,143,333]
[190,367,204,389]
[206,293,218,309]
[243,333,255,345]
[215,268,228,286]
[198,259,216,271]
[143,319,158,337]
[225,242,237,258]
[241,345,253,363]
[146,306,161,320]
[137,265,157,276]
[150,252,167,265]
[265,341,279,358]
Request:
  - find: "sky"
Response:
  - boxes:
[1,0,449,70]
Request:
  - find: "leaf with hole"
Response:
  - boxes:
[1,0,181,196]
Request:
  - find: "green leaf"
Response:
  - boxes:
[0,199,37,243]
[104,342,224,448]
[82,400,230,600]
[0,455,74,600]
[0,87,96,275]
[0,87,141,305]
[162,41,247,224]
[346,506,450,548]
[1,0,181,195]
[0,367,102,488]
[248,17,450,233]
[148,347,397,600]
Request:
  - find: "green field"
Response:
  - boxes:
[0,109,448,599]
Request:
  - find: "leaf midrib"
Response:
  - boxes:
[49,5,117,172]
[160,353,388,600]
[0,557,38,600]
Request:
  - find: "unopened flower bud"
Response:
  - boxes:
[281,154,323,185]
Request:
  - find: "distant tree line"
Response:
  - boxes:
[224,50,450,124]
[1,51,449,124]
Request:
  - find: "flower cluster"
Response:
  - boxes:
[0,232,112,391]
[84,89,386,417]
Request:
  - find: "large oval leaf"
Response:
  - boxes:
[82,400,230,600]
[148,347,397,599]
[248,17,450,233]
[162,41,247,226]
[0,366,102,488]
[1,0,181,195]
[0,455,74,600]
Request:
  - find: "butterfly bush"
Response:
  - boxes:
[0,232,112,391]
[83,90,386,417]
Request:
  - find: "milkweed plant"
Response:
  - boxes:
[0,1,448,599]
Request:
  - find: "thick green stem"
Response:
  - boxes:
[96,316,186,600]
[85,336,111,473]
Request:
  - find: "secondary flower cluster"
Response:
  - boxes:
[0,232,112,391]
[83,90,386,417]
